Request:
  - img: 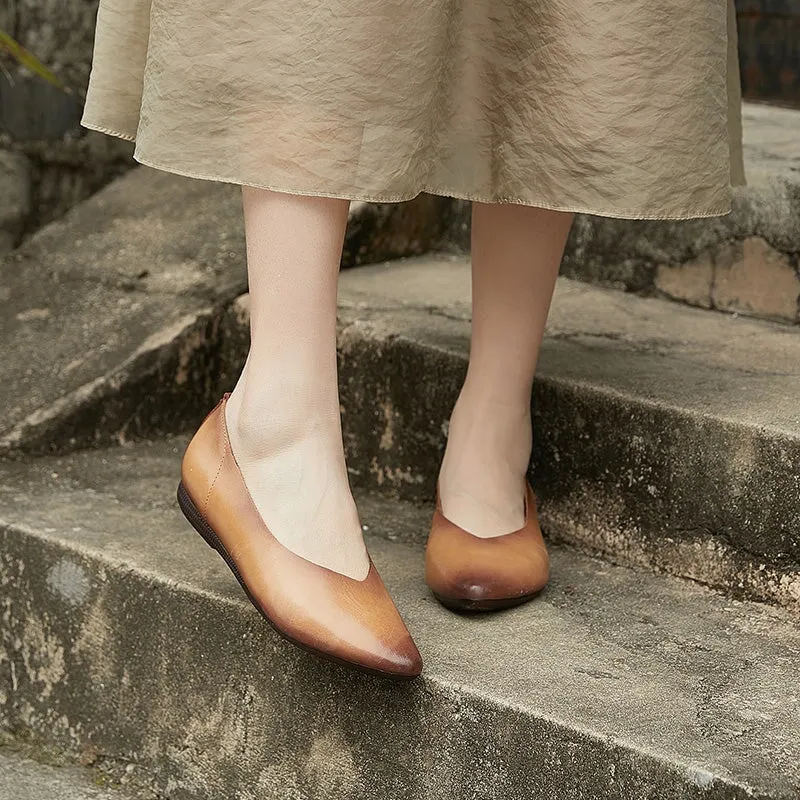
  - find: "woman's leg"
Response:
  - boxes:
[224,186,369,580]
[437,202,574,537]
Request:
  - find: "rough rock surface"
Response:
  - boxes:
[0,167,247,455]
[561,103,800,323]
[0,747,149,800]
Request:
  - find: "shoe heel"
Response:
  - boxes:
[177,481,220,552]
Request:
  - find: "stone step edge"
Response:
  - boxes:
[0,521,780,800]
[0,167,453,458]
[0,737,151,800]
[328,301,800,612]
[3,276,797,611]
[0,308,221,457]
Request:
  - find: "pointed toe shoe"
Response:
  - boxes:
[178,395,422,679]
[424,480,549,612]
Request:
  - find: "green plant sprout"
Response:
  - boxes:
[0,30,70,92]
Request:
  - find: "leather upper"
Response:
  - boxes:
[181,396,422,677]
[424,481,550,603]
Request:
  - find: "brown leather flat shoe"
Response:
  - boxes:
[424,480,549,612]
[177,395,422,679]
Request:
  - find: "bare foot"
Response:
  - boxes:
[224,388,370,581]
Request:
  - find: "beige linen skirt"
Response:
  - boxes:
[82,0,746,220]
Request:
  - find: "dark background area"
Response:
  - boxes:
[737,0,800,107]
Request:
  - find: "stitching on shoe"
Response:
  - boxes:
[203,415,228,517]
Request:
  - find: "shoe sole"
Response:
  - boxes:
[176,481,419,681]
[432,590,542,613]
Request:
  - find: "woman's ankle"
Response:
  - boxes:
[225,383,343,462]
[445,390,533,469]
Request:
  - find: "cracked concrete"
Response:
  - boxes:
[0,439,798,799]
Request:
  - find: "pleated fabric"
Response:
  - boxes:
[82,0,746,220]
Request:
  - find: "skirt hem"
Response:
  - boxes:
[83,120,137,143]
[82,118,734,222]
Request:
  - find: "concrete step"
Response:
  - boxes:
[330,256,799,611]
[0,165,449,456]
[0,741,151,799]
[1,441,798,799]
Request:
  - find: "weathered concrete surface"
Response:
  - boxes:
[0,440,798,800]
[344,195,457,267]
[0,167,246,456]
[0,90,135,235]
[0,166,452,456]
[329,257,800,608]
[0,746,148,800]
[0,150,32,254]
[439,102,800,325]
[4,133,136,236]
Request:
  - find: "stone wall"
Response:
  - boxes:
[559,103,800,325]
[0,0,133,250]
